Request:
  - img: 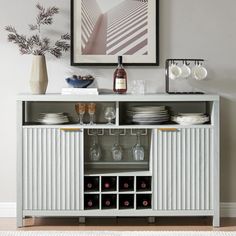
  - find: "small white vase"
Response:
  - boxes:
[30,55,48,94]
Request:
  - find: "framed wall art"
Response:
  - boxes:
[71,0,159,66]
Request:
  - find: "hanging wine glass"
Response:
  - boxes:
[89,131,101,161]
[111,130,123,161]
[132,130,145,161]
[104,106,116,125]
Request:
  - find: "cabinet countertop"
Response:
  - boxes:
[17,93,220,102]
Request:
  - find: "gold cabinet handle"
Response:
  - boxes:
[158,128,178,132]
[60,128,82,132]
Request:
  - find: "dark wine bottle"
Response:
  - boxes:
[105,199,111,207]
[84,194,99,210]
[84,176,99,192]
[119,194,134,209]
[113,56,127,94]
[102,177,117,192]
[123,200,130,207]
[87,183,93,189]
[136,194,151,209]
[102,194,117,209]
[104,182,110,189]
[87,199,93,207]
[136,176,151,191]
[119,176,134,192]
[142,200,150,207]
[140,181,147,189]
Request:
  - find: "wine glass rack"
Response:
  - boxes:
[87,129,148,136]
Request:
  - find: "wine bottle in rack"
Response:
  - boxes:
[136,194,151,209]
[84,176,99,192]
[102,176,117,192]
[119,176,134,192]
[102,194,117,209]
[113,56,127,94]
[84,194,99,210]
[136,176,151,191]
[119,194,134,209]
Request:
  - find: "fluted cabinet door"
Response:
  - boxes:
[154,128,213,211]
[22,128,83,211]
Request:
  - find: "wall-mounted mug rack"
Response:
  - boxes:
[165,58,206,94]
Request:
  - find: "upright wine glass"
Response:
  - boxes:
[111,130,123,161]
[89,131,101,161]
[104,106,116,125]
[132,131,145,161]
[88,103,96,125]
[75,103,86,125]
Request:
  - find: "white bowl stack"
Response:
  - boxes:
[37,113,70,124]
[171,113,209,125]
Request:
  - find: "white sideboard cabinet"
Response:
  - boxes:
[17,94,220,227]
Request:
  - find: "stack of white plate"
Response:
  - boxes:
[171,113,209,125]
[127,106,169,125]
[37,113,70,124]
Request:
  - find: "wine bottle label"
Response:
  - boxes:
[115,78,126,90]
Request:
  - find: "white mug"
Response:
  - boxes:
[180,62,191,79]
[169,63,182,80]
[192,64,208,80]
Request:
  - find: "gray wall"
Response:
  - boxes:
[0,0,235,202]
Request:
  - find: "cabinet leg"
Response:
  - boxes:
[79,217,86,224]
[213,216,220,227]
[148,217,155,224]
[17,217,23,228]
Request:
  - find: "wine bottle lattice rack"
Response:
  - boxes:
[84,176,152,210]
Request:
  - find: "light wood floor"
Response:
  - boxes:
[0,217,236,231]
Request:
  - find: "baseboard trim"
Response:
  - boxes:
[0,202,16,217]
[0,202,235,218]
[220,202,236,217]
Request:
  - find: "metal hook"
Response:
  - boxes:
[185,60,191,66]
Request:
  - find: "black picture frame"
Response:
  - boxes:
[70,0,159,66]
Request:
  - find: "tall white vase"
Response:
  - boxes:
[30,55,48,94]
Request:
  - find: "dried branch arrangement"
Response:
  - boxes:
[5,3,70,58]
